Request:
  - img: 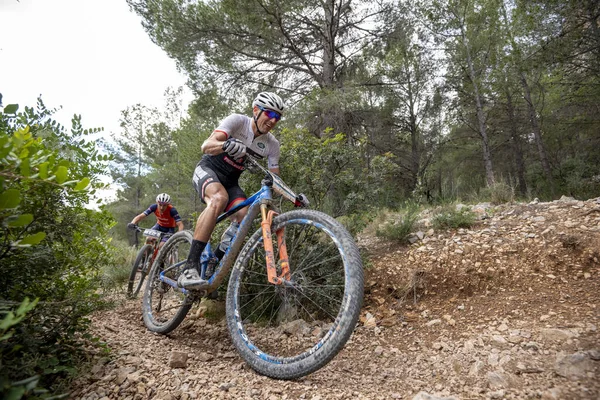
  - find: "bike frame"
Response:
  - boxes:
[143,232,172,266]
[159,175,290,295]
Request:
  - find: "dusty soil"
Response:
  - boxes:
[71,197,600,400]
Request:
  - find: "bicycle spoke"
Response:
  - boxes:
[292,252,343,277]
[142,231,194,334]
[231,216,352,363]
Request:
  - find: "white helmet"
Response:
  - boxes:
[156,193,171,204]
[253,92,285,115]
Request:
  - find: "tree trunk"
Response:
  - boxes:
[520,72,554,195]
[408,78,420,192]
[314,0,339,138]
[504,86,527,196]
[462,28,495,186]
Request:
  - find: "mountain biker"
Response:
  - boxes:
[179,92,295,288]
[127,193,184,247]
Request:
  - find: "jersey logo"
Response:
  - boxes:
[257,142,266,149]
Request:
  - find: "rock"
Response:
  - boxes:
[412,392,458,400]
[486,371,517,389]
[541,388,562,400]
[556,195,576,203]
[491,335,509,348]
[523,341,541,351]
[194,306,208,319]
[364,312,377,328]
[197,352,214,362]
[408,235,420,244]
[115,367,136,385]
[539,328,577,342]
[507,334,522,344]
[219,382,235,391]
[168,351,188,368]
[282,319,311,336]
[469,360,485,377]
[554,352,594,380]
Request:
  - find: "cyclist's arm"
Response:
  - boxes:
[268,138,281,176]
[131,204,156,225]
[130,213,147,225]
[170,207,184,232]
[201,130,229,155]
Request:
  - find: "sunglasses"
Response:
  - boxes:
[257,106,281,121]
[158,202,169,206]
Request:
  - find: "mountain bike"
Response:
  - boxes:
[127,226,174,298]
[142,154,364,379]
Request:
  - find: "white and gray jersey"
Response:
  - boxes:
[200,114,280,179]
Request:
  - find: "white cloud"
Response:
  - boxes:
[0,0,189,135]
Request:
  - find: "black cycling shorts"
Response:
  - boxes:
[192,162,247,211]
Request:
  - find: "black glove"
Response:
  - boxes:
[295,193,309,207]
[222,138,247,159]
[127,223,137,230]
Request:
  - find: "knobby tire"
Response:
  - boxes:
[226,209,364,379]
[128,244,152,298]
[142,230,193,334]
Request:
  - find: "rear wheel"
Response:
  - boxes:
[128,244,153,298]
[226,209,364,379]
[142,231,193,334]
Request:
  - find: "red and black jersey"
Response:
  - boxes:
[143,204,182,228]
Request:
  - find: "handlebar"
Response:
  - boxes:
[128,224,144,233]
[243,152,309,207]
[127,224,173,238]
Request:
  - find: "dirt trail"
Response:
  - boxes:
[71,197,600,400]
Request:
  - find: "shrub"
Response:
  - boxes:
[480,182,515,204]
[336,211,374,236]
[99,240,138,294]
[432,207,476,230]
[376,207,419,243]
[0,100,114,397]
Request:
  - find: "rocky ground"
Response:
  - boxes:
[71,197,600,400]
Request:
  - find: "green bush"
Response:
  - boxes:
[376,207,419,243]
[432,207,476,230]
[99,240,138,294]
[480,182,515,204]
[0,100,114,397]
[336,211,374,236]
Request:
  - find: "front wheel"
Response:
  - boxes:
[128,244,153,298]
[142,231,193,334]
[226,209,364,379]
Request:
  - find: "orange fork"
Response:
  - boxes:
[260,204,290,285]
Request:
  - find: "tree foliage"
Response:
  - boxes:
[113,0,600,238]
[0,99,115,398]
